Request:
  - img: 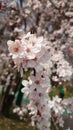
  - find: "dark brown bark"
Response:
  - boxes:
[0,71,21,117]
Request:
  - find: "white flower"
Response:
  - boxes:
[18,110,23,116]
[57,60,73,80]
[51,51,64,62]
[22,108,27,113]
[13,107,20,113]
[22,80,29,87]
[7,40,24,58]
[21,34,43,60]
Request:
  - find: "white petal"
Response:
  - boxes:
[22,80,29,87]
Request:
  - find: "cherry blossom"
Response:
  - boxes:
[7,32,73,130]
[7,39,24,59]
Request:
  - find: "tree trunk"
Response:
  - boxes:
[0,72,21,117]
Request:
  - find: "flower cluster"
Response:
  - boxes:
[49,96,64,127]
[13,106,28,120]
[22,73,51,130]
[7,32,73,130]
[51,50,73,81]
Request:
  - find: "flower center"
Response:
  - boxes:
[13,46,19,52]
[35,102,39,106]
[26,48,31,52]
[35,80,40,85]
[32,42,35,46]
